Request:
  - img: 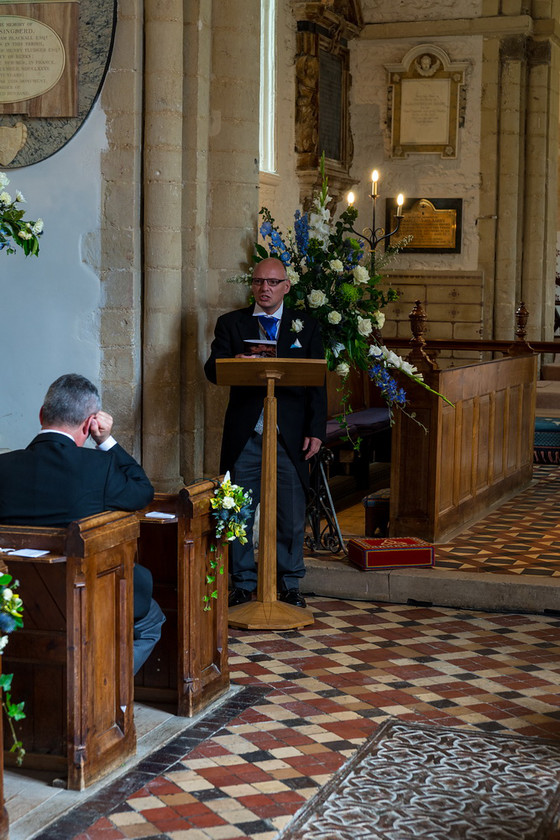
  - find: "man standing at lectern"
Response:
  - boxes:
[204,257,327,608]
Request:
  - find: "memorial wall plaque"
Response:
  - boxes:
[385,44,467,159]
[386,198,462,253]
[319,49,342,162]
[0,2,78,117]
[0,0,116,167]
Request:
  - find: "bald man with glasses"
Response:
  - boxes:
[204,257,327,608]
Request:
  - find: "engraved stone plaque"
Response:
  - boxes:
[386,198,462,253]
[0,16,66,104]
[386,45,467,159]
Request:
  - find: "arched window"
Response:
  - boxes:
[259,0,276,174]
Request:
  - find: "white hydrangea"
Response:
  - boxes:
[357,316,372,337]
[0,172,9,188]
[286,266,299,285]
[0,191,12,206]
[352,265,369,285]
[328,310,342,325]
[371,311,385,329]
[307,289,327,308]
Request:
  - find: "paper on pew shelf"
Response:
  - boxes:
[0,548,51,557]
[144,511,176,520]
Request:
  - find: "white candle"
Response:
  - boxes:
[347,191,355,206]
[396,193,404,217]
[371,170,379,197]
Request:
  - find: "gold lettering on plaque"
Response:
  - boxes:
[396,199,457,249]
[0,15,65,104]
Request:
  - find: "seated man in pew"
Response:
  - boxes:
[0,372,165,673]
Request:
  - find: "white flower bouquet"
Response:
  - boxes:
[0,172,44,257]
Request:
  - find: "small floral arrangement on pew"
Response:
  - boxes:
[0,572,25,765]
[0,171,44,257]
[205,473,252,610]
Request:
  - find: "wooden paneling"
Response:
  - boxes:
[390,354,537,542]
[0,512,137,790]
[134,481,229,717]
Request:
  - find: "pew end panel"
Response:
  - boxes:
[134,482,229,717]
[0,511,138,790]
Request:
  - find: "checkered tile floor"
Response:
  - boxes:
[433,465,560,575]
[36,599,560,840]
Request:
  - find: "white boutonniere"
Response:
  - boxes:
[291,319,304,333]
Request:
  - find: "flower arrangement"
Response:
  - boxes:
[256,167,401,379]
[0,571,25,765]
[0,171,44,257]
[205,473,252,610]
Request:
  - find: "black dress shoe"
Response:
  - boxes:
[279,589,306,608]
[228,587,252,607]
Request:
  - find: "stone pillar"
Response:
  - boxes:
[142,0,184,490]
[202,0,261,480]
[494,36,526,339]
[99,0,144,458]
[522,37,558,341]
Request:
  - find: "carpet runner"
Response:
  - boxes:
[279,719,560,840]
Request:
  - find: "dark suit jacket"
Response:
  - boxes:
[0,432,154,527]
[204,305,327,487]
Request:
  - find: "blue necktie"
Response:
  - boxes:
[258,315,279,341]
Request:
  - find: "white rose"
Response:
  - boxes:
[0,172,9,187]
[0,635,8,653]
[352,265,369,285]
[32,219,44,235]
[328,310,342,325]
[371,311,385,329]
[286,266,299,285]
[222,495,236,509]
[291,319,304,333]
[329,259,343,273]
[307,289,327,308]
[357,317,372,337]
[2,589,12,601]
[335,362,350,378]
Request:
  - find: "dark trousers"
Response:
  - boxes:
[231,432,306,593]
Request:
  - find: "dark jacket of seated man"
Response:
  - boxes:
[0,373,164,674]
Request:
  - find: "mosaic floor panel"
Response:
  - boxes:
[278,719,560,840]
[33,599,560,840]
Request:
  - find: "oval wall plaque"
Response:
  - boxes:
[0,0,116,167]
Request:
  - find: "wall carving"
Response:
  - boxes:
[293,0,363,207]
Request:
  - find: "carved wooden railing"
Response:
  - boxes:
[384,300,559,365]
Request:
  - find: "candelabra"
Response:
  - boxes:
[347,170,404,257]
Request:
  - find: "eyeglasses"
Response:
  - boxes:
[251,277,286,287]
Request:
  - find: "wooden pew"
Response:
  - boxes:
[0,511,138,791]
[134,480,229,717]
[390,353,537,542]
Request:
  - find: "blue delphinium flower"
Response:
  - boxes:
[294,210,309,257]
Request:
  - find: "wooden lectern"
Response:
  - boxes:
[216,357,326,631]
